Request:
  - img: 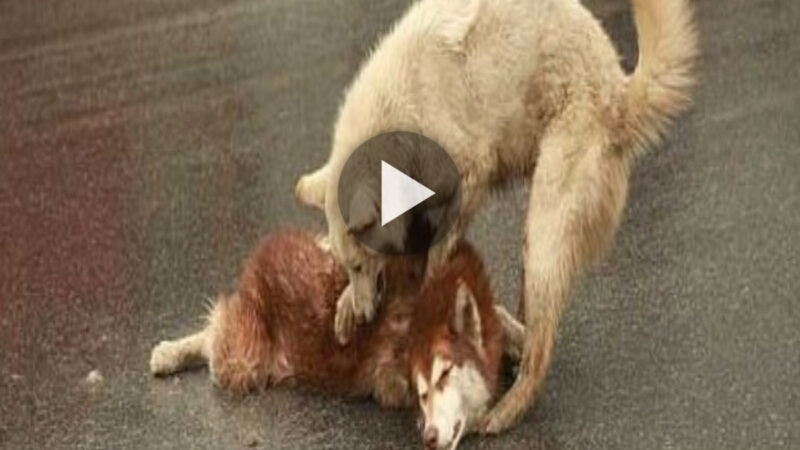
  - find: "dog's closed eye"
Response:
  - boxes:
[436,366,452,390]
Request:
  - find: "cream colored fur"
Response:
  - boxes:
[296,0,697,433]
[150,331,210,376]
[417,357,490,450]
[150,299,224,382]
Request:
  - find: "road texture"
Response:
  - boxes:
[1,0,798,448]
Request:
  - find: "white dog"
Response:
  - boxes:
[296,0,697,433]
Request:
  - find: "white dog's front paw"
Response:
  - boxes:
[150,340,180,376]
[334,288,357,345]
[333,283,375,345]
[295,168,328,209]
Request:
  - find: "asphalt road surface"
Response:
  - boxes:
[1,0,798,448]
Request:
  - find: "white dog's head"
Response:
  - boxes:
[324,157,424,320]
[299,133,459,325]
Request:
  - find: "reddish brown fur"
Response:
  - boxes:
[181,229,501,409]
[208,229,424,405]
[407,241,503,398]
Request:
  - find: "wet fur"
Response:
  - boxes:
[151,230,505,416]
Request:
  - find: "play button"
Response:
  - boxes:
[381,161,435,226]
[337,131,461,255]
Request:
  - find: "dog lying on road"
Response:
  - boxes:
[150,229,523,449]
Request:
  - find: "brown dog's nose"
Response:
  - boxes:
[423,426,438,450]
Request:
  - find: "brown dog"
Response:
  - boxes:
[150,229,517,448]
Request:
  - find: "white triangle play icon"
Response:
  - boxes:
[381,160,435,226]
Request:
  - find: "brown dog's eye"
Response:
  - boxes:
[436,366,452,389]
[352,264,362,273]
[420,392,428,403]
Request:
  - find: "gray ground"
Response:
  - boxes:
[1,0,798,448]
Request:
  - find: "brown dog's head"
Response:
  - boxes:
[408,281,495,450]
[407,244,503,450]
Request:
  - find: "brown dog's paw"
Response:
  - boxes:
[374,372,412,408]
[150,341,180,376]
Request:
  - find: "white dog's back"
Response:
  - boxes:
[329,0,623,182]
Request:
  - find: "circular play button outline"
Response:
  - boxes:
[337,131,462,255]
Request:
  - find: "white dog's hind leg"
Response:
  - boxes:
[483,122,631,433]
[150,330,210,376]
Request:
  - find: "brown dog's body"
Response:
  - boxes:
[151,229,507,425]
[151,229,417,405]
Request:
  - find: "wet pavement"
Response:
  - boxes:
[1,0,798,448]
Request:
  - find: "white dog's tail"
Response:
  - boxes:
[624,0,698,153]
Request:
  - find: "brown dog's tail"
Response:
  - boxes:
[205,292,274,393]
[624,0,698,153]
[149,291,273,393]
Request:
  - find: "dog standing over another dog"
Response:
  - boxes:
[295,0,697,432]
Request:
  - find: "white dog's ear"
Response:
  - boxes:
[452,280,482,348]
[346,187,379,233]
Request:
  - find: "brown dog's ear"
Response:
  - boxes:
[346,187,379,233]
[452,280,482,348]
